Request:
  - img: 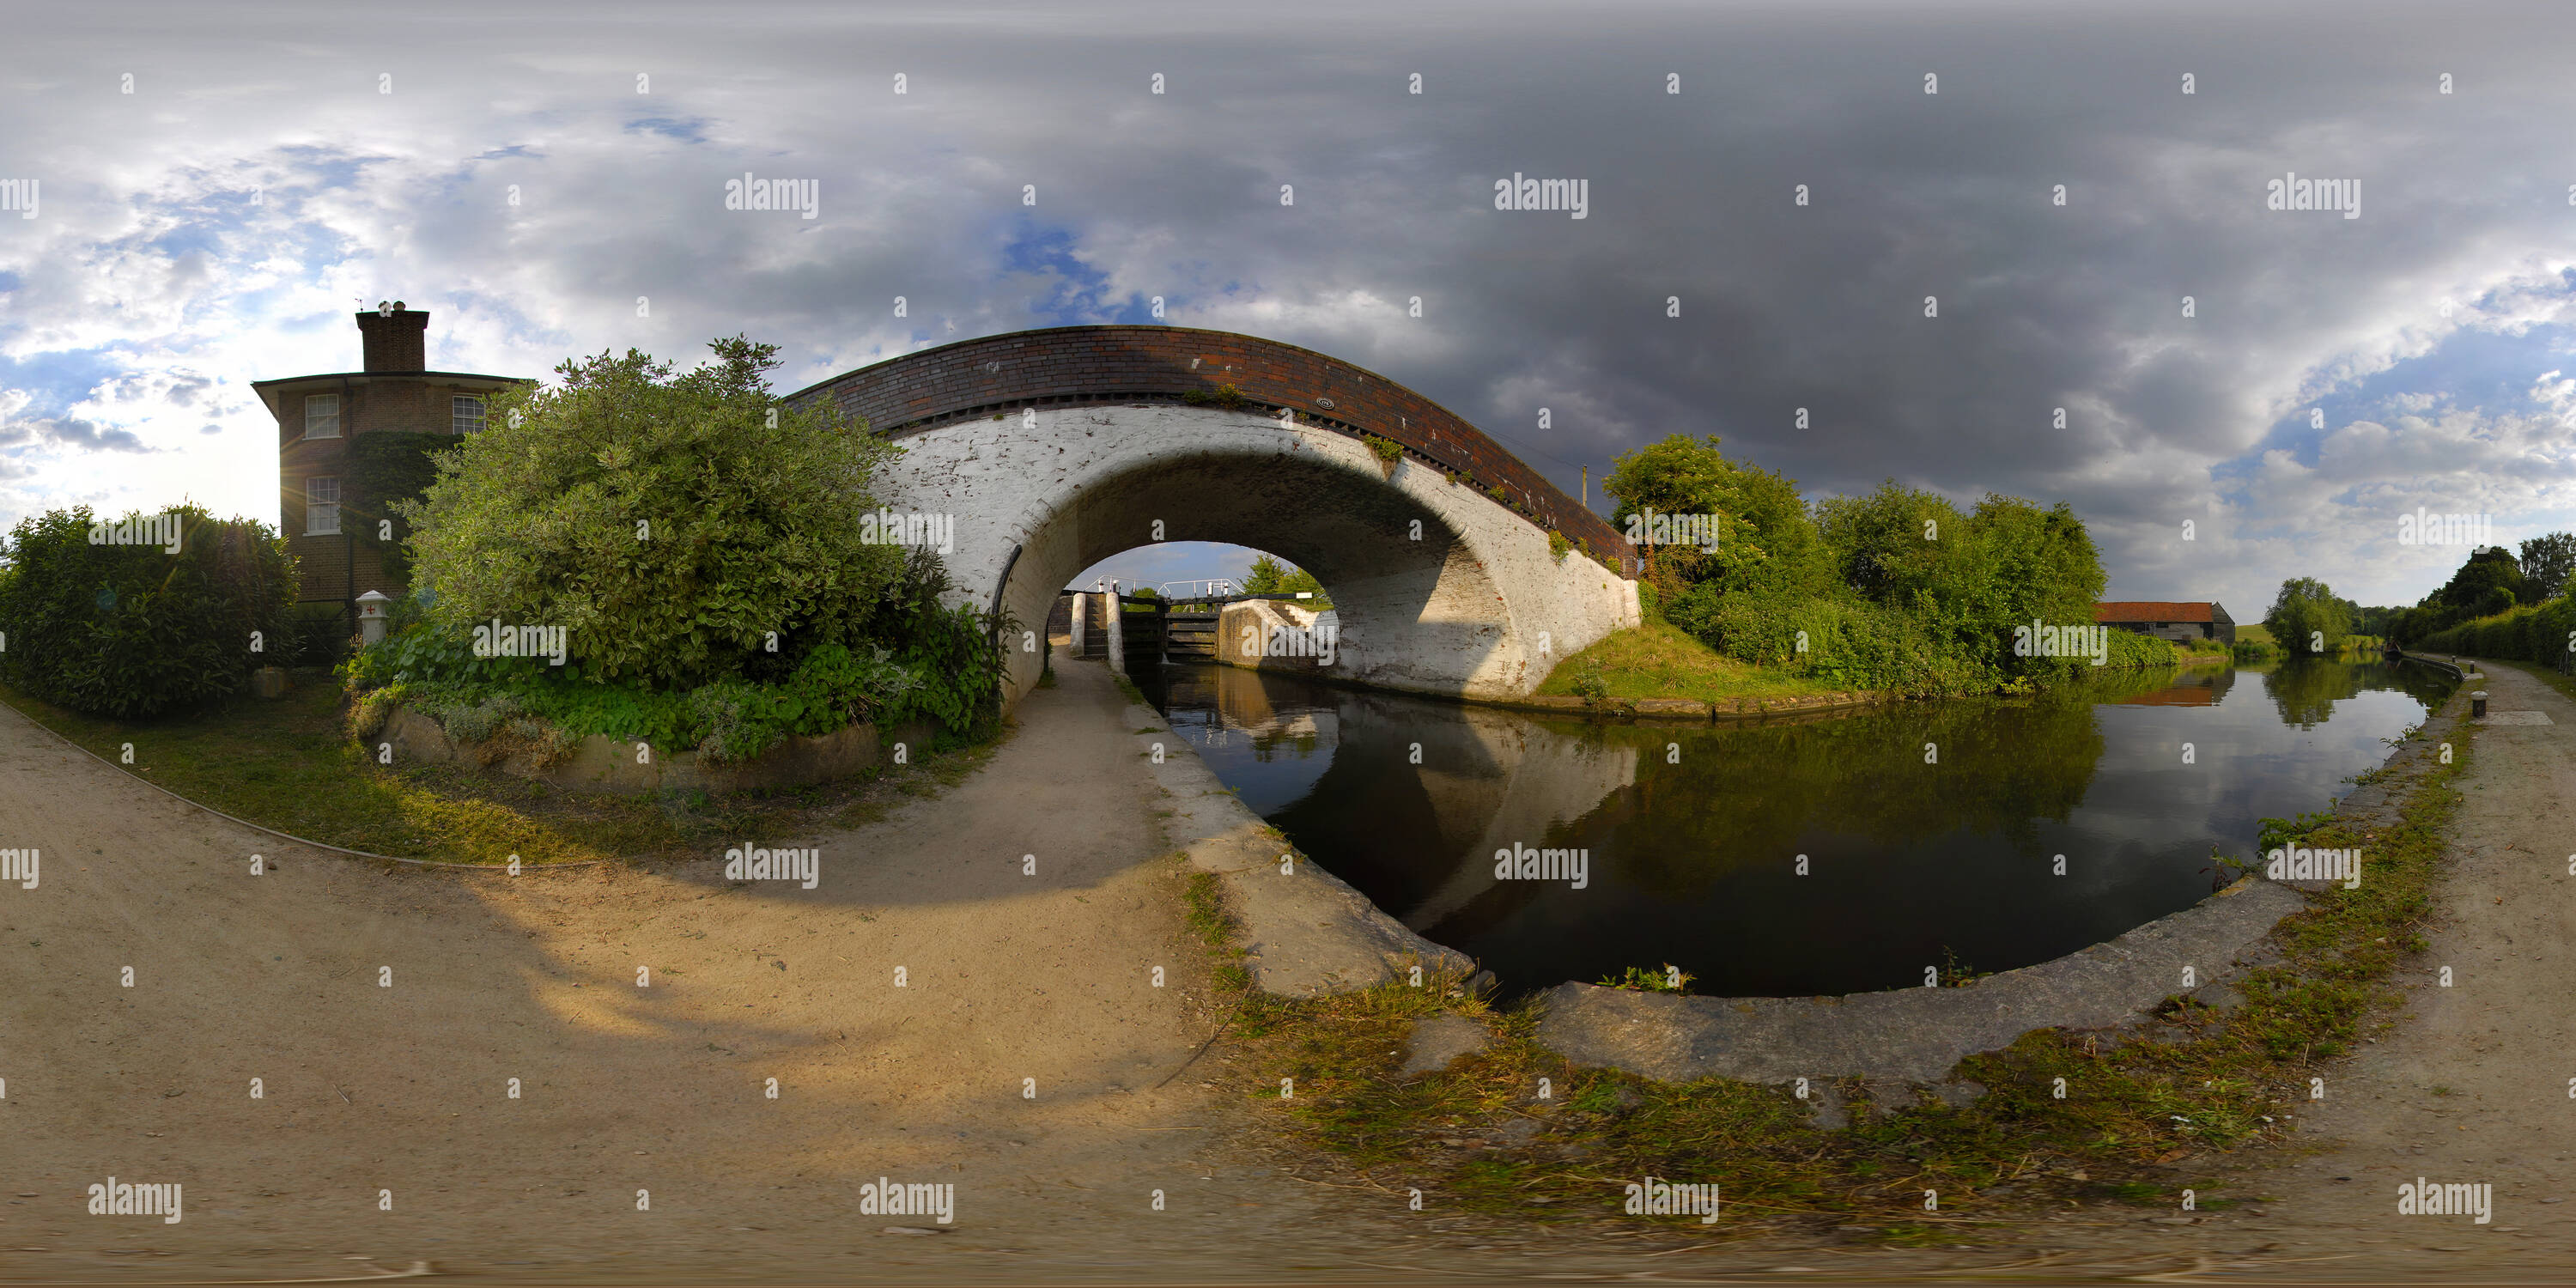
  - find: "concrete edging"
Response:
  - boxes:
[1111,672,1475,995]
[1480,690,1890,723]
[1533,677,2473,1092]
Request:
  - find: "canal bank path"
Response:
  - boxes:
[6,653,2573,1283]
[0,655,1428,1283]
[1956,657,2576,1279]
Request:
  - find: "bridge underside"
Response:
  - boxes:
[866,404,1637,708]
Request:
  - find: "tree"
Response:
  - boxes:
[1603,434,1834,600]
[2428,547,2525,622]
[2519,532,2575,602]
[401,336,906,688]
[2263,577,2353,656]
[1242,553,1331,607]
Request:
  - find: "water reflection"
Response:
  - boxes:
[1137,659,2450,998]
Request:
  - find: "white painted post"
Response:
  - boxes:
[1106,596,1127,674]
[1067,592,1087,656]
[355,591,392,646]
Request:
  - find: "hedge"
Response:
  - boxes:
[2413,596,2576,666]
[0,504,299,717]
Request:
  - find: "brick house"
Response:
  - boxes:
[2093,600,2236,645]
[252,307,528,629]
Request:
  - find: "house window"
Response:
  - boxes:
[306,477,340,536]
[304,392,341,439]
[453,394,486,434]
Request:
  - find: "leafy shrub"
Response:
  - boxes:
[347,684,406,739]
[339,552,1008,762]
[400,337,905,688]
[2415,594,2576,665]
[1688,588,1992,696]
[1364,434,1403,463]
[0,504,297,717]
[2100,626,2180,669]
[1569,656,1610,702]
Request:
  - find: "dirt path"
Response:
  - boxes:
[1931,660,2576,1279]
[9,656,2571,1284]
[0,659,1418,1283]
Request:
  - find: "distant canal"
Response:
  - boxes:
[1133,659,2454,999]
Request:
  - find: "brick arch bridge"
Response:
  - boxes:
[787,325,1639,707]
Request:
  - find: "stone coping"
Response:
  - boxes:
[1116,679,1474,996]
[1484,690,1886,723]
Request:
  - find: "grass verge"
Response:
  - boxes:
[0,673,1004,866]
[1535,621,1850,705]
[1195,709,2475,1237]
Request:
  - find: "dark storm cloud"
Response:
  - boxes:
[0,415,150,453]
[3,1,2572,605]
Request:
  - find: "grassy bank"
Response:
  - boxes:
[1541,619,2201,707]
[0,674,999,866]
[1195,709,2472,1239]
[1536,621,1862,704]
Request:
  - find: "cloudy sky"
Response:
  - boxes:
[3,0,2572,615]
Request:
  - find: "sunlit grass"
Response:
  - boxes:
[1535,621,1848,704]
[0,675,1001,866]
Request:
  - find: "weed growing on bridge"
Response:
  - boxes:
[1207,713,2472,1236]
[1182,383,1249,410]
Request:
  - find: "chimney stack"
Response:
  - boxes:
[355,303,428,373]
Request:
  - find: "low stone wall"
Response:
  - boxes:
[1108,664,1474,995]
[381,706,939,796]
[1487,690,1886,723]
[1213,599,1337,672]
[2396,651,2482,682]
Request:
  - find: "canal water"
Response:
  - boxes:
[1133,659,2454,998]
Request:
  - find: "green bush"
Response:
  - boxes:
[0,504,296,717]
[2415,595,2576,665]
[2099,626,2180,669]
[341,548,1008,761]
[347,684,406,740]
[400,337,906,688]
[1686,588,1991,696]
